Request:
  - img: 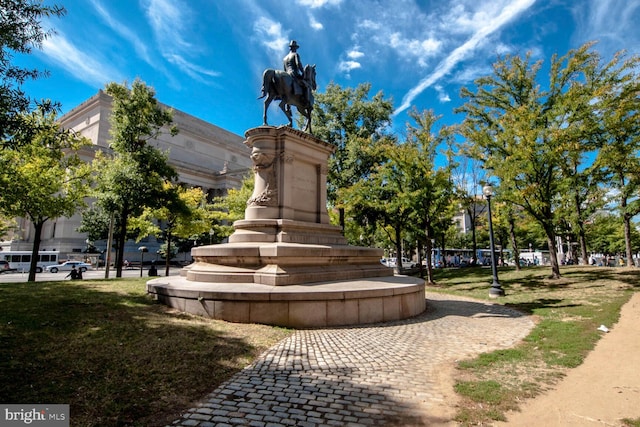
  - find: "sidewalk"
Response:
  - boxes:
[169,293,535,426]
[498,291,640,426]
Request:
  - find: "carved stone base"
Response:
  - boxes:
[189,240,390,286]
[147,275,426,328]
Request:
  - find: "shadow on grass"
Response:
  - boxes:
[505,298,582,315]
[0,279,288,427]
[560,266,640,288]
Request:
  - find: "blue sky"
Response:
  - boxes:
[14,0,640,139]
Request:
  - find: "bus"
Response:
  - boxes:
[431,248,475,267]
[1,250,60,273]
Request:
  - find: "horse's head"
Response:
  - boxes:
[304,64,317,91]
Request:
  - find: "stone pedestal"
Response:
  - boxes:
[242,126,332,224]
[148,126,425,327]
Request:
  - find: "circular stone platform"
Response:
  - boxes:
[146,275,426,328]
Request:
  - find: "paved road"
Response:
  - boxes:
[0,267,182,283]
[170,293,535,427]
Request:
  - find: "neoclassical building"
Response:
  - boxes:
[1,90,252,260]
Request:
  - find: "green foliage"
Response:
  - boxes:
[210,173,254,239]
[0,216,17,240]
[76,206,111,242]
[585,213,640,255]
[0,0,65,146]
[312,82,393,228]
[0,106,92,280]
[131,183,211,275]
[401,109,455,278]
[456,42,636,278]
[592,51,640,264]
[89,79,179,277]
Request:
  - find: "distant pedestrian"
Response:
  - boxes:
[65,267,79,280]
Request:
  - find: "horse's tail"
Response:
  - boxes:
[258,69,274,99]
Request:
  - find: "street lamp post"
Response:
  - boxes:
[483,185,505,298]
[138,246,148,277]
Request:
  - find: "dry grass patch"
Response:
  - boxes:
[0,278,292,426]
[428,265,639,426]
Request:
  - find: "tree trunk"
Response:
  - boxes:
[165,230,172,276]
[545,231,561,279]
[424,226,434,284]
[621,195,635,267]
[469,207,477,266]
[508,215,521,271]
[115,202,130,278]
[28,220,45,282]
[394,224,403,272]
[623,213,634,267]
[578,230,589,266]
[573,192,589,265]
[416,240,424,276]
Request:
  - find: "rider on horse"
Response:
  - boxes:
[283,40,311,102]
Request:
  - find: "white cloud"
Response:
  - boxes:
[451,64,493,84]
[571,0,640,59]
[166,54,221,84]
[308,14,324,30]
[41,32,120,86]
[296,0,343,8]
[434,85,451,103]
[338,60,361,72]
[388,32,442,67]
[253,17,289,56]
[144,0,192,51]
[142,0,221,84]
[394,0,537,115]
[347,50,364,59]
[90,0,152,65]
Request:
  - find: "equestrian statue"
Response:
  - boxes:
[259,40,316,133]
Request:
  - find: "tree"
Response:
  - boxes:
[585,213,640,258]
[210,173,254,240]
[339,109,455,282]
[452,149,486,265]
[92,79,178,277]
[131,183,210,276]
[401,109,455,283]
[457,43,615,279]
[1,0,65,147]
[0,106,91,281]
[312,83,394,229]
[340,149,414,272]
[593,52,640,267]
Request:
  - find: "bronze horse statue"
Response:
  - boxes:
[259,64,316,133]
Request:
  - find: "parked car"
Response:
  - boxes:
[386,257,418,268]
[45,261,92,273]
[0,260,16,273]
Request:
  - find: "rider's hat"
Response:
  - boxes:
[289,40,300,49]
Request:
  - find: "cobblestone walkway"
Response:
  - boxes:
[169,293,535,427]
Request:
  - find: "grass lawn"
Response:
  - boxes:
[427,265,640,426]
[0,277,292,426]
[1,266,639,426]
